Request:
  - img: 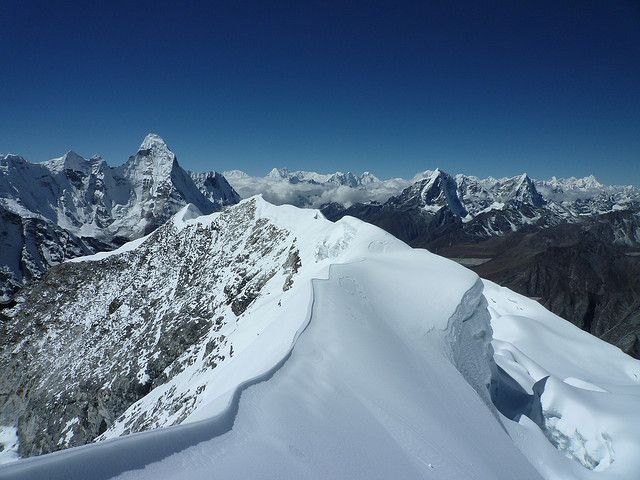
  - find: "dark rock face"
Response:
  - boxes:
[189,171,241,207]
[0,205,101,302]
[0,199,299,458]
[467,227,640,359]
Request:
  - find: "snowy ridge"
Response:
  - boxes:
[486,280,640,479]
[2,197,639,479]
[0,211,538,479]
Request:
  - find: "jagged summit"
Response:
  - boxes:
[139,133,171,152]
[266,167,289,179]
[42,150,90,173]
[359,171,380,184]
[0,135,240,299]
[262,167,384,188]
[131,133,177,172]
[507,172,545,207]
[544,174,605,191]
[386,167,468,217]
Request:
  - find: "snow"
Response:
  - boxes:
[0,218,541,479]
[68,234,152,262]
[0,135,238,246]
[2,198,640,480]
[485,280,640,479]
[57,419,80,448]
[0,427,19,465]
[109,259,536,480]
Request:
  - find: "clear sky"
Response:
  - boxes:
[1,1,639,184]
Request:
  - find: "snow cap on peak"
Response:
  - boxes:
[358,171,380,184]
[139,133,172,154]
[63,150,86,163]
[223,169,249,179]
[514,172,534,189]
[126,133,179,182]
[134,133,177,169]
[43,150,90,173]
[581,174,603,188]
[1,153,27,165]
[427,167,451,181]
[511,173,544,207]
[266,168,290,179]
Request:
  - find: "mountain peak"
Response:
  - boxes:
[358,171,380,185]
[63,150,85,163]
[130,133,177,174]
[577,174,603,189]
[395,167,467,217]
[139,133,170,152]
[510,173,544,207]
[42,150,89,173]
[266,168,291,180]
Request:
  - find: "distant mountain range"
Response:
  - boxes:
[213,166,640,357]
[2,141,640,478]
[2,140,639,356]
[0,134,239,301]
[315,169,640,357]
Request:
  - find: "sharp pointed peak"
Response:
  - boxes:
[139,133,171,153]
[267,167,290,177]
[424,167,452,183]
[62,150,86,162]
[42,150,89,172]
[431,167,453,177]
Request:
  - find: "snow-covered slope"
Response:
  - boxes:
[486,281,640,479]
[1,197,639,480]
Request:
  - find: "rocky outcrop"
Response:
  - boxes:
[188,171,241,207]
[0,205,101,302]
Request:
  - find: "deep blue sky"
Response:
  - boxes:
[1,1,639,184]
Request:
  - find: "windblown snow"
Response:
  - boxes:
[1,197,639,480]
